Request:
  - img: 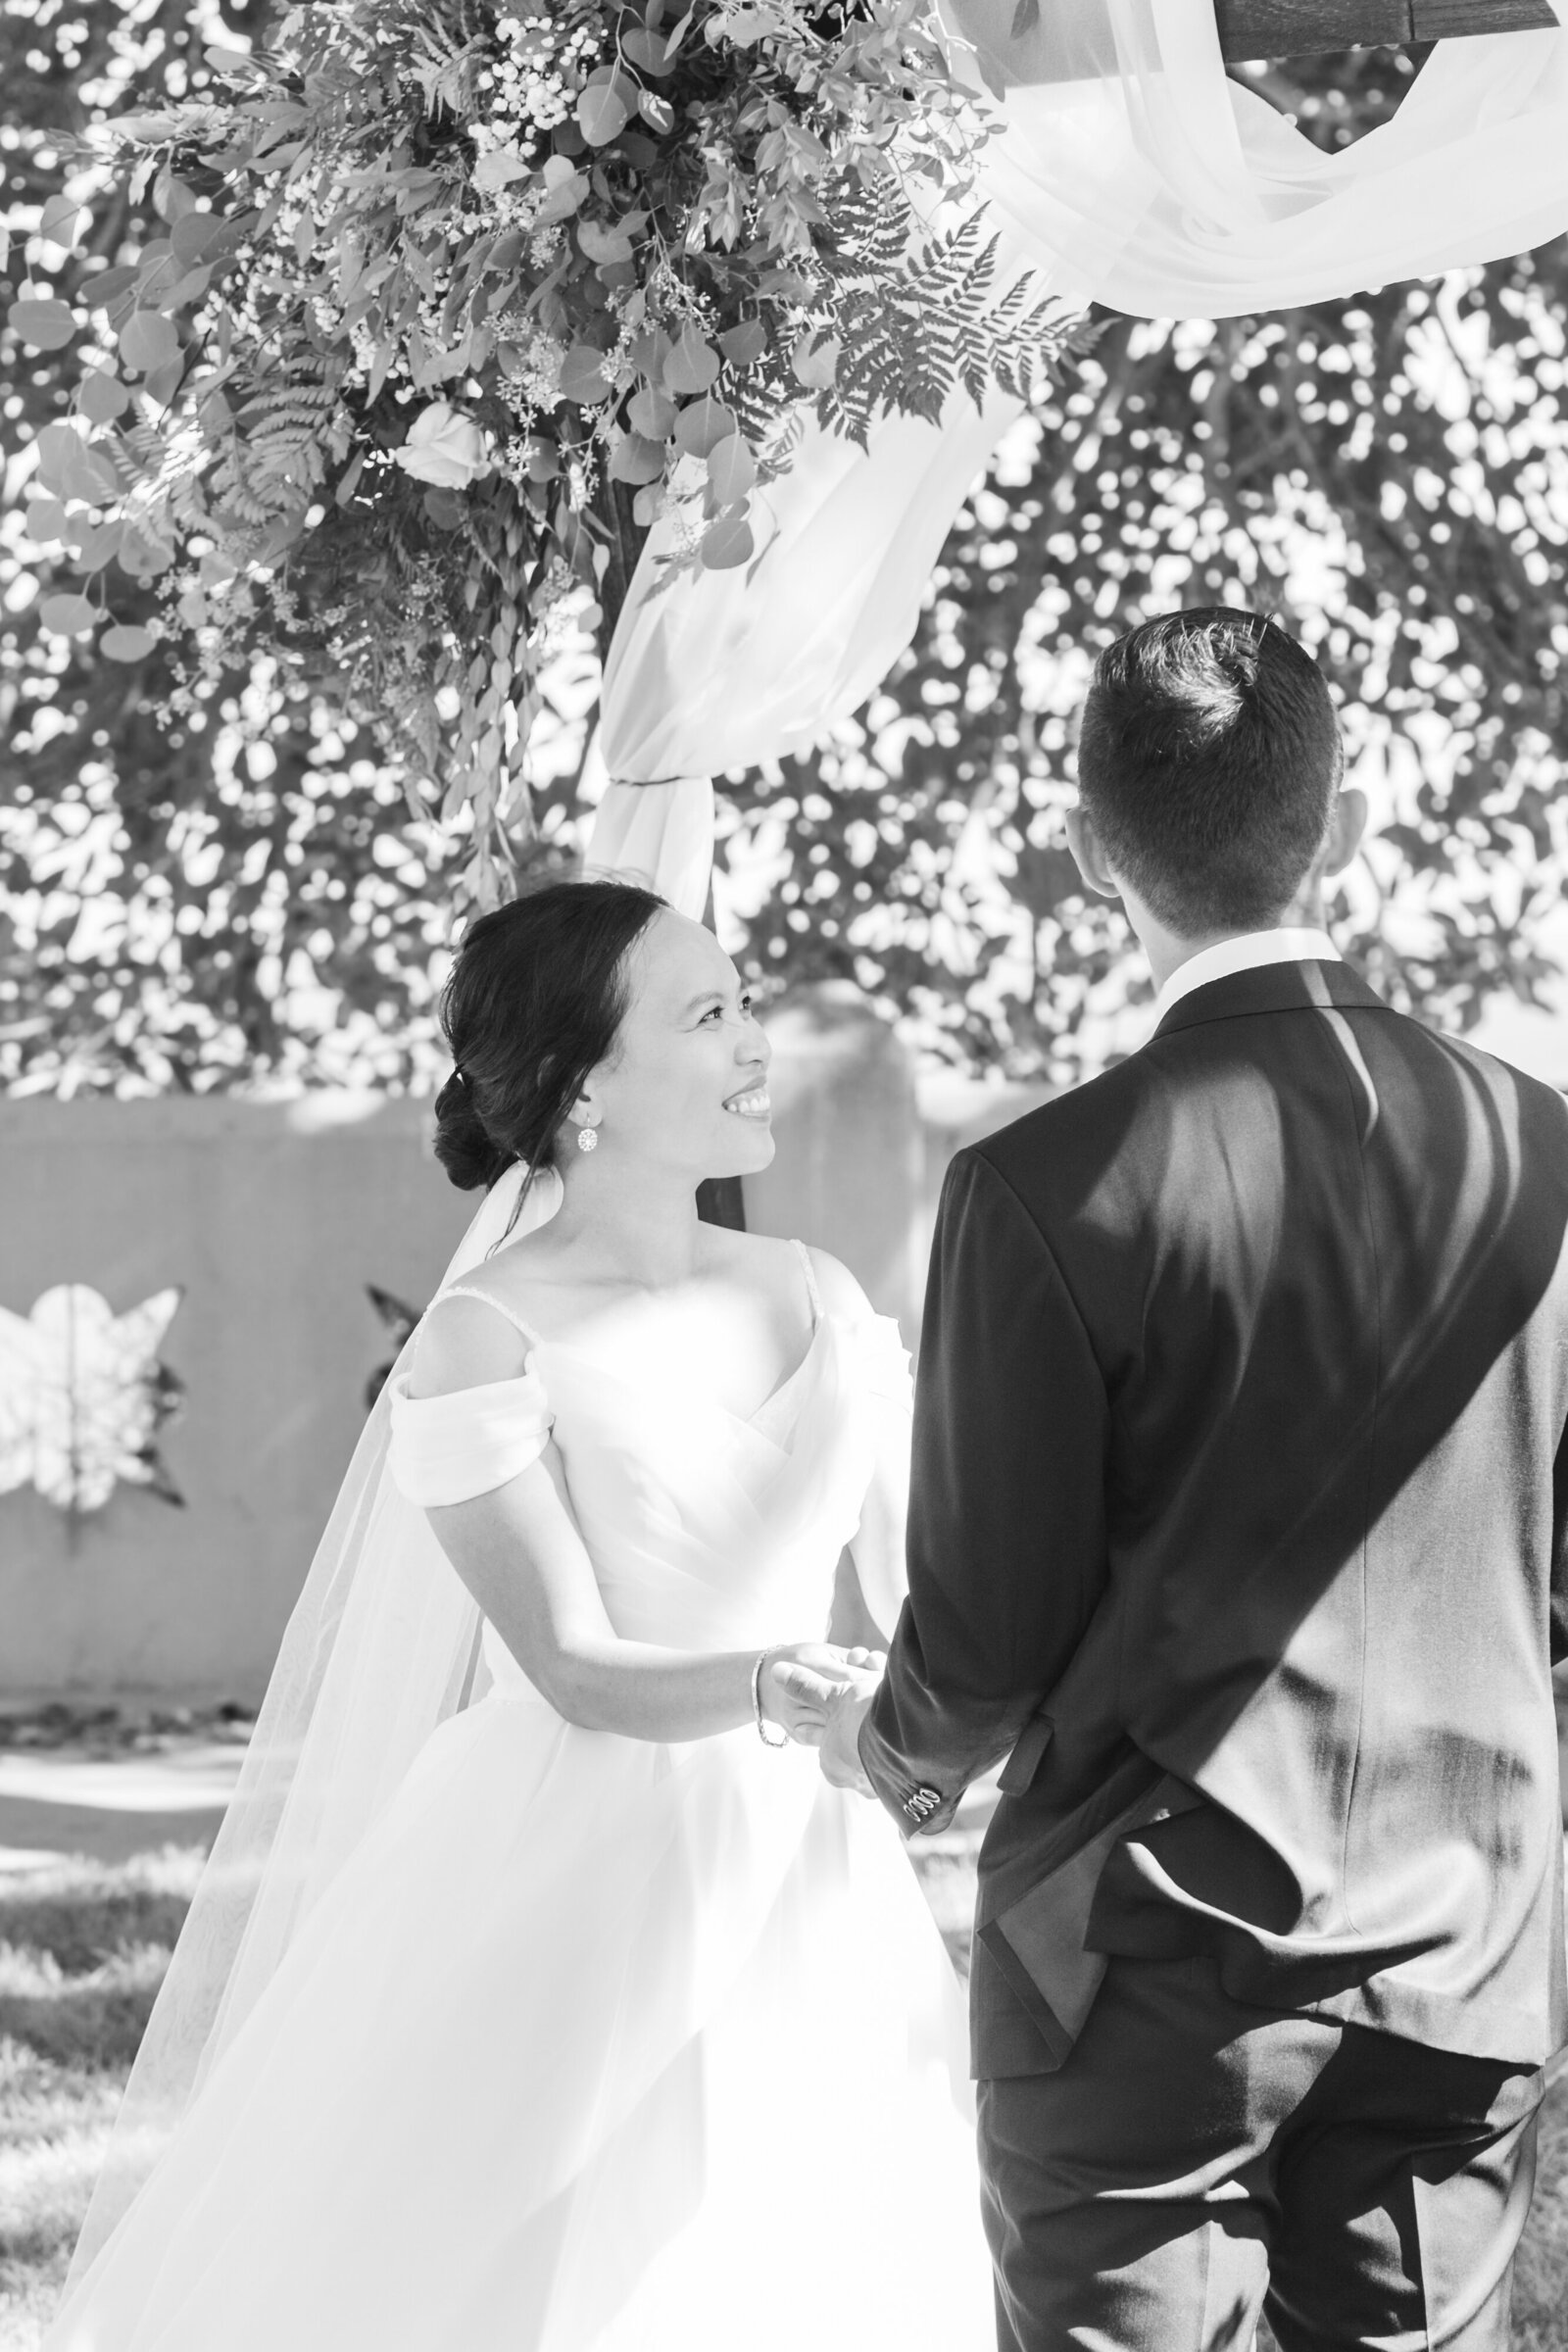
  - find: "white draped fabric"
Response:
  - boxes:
[970,0,1568,316]
[598,385,1031,790]
[586,0,1568,894]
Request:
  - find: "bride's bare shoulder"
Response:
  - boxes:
[410,1233,562,1398]
[408,1290,533,1399]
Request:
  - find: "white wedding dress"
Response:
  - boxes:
[51,1244,993,2351]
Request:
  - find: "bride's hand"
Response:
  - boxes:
[759,1643,886,1747]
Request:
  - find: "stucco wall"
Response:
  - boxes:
[1,1095,472,1700]
[2,991,1040,1700]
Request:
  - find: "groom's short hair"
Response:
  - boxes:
[1077,609,1344,935]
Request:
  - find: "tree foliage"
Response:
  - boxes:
[13,0,1070,879]
[4,0,484,1090]
[715,48,1568,1078]
[5,24,1567,1092]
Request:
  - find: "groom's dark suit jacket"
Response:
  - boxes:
[861,959,1568,2079]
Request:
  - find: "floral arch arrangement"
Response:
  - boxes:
[16,0,1075,897]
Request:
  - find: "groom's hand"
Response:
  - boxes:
[817,1669,883,1797]
[763,1645,884,1748]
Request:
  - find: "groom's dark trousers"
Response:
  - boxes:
[860,959,1568,2350]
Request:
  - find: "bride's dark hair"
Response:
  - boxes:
[433,877,666,1193]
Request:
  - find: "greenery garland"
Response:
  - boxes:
[13,0,1073,897]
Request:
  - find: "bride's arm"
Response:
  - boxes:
[408,1295,848,1744]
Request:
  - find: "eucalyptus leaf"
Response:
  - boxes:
[672,396,736,461]
[719,318,766,368]
[24,493,69,544]
[557,344,612,405]
[663,324,720,396]
[38,194,87,247]
[578,218,635,266]
[99,623,158,662]
[621,25,676,75]
[9,298,76,352]
[77,368,132,425]
[707,433,757,503]
[119,310,181,375]
[628,384,677,438]
[84,264,140,308]
[153,170,201,223]
[472,149,529,194]
[74,519,123,572]
[170,212,224,265]
[699,513,755,569]
[577,81,631,148]
[422,486,466,530]
[791,331,841,389]
[142,354,188,409]
[118,527,176,579]
[204,42,263,76]
[38,592,99,636]
[608,430,665,485]
[60,439,122,506]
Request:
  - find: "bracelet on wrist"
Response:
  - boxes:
[751,1650,790,1748]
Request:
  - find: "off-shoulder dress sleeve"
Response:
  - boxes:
[386,1366,555,1508]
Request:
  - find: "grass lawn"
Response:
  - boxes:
[1,1847,1564,2351]
[0,1850,203,2351]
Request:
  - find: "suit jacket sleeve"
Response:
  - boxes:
[859,1146,1112,1836]
[1551,1420,1568,1668]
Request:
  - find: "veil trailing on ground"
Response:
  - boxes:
[59,1161,564,2302]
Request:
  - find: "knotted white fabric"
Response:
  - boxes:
[582,770,715,918]
[597,383,1032,790]
[589,0,1568,893]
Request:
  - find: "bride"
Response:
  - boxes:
[48,878,993,2350]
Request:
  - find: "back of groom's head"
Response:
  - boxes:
[1077,608,1343,937]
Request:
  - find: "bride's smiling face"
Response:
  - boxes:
[574,909,774,1182]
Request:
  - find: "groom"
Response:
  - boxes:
[820,609,1568,2350]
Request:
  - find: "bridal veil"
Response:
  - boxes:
[61,1161,559,2294]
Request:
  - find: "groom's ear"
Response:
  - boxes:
[1064,805,1121,901]
[1321,785,1369,880]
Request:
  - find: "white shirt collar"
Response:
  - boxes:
[1153,927,1342,1023]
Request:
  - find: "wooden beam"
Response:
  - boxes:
[1410,0,1556,33]
[1213,0,1557,60]
[975,0,1558,77]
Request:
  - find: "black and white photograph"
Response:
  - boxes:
[3,0,1568,2345]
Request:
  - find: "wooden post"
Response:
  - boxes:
[986,0,1555,74]
[1213,0,1555,58]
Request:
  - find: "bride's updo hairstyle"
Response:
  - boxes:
[433,877,665,1194]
